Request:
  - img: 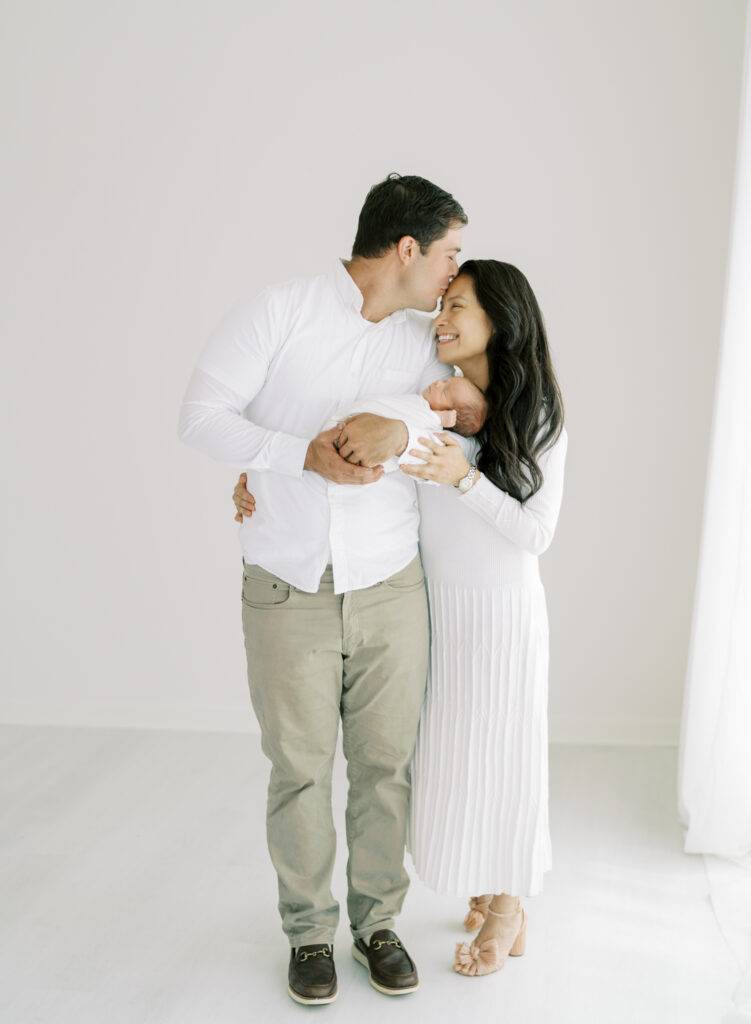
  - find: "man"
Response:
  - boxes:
[178,174,467,1004]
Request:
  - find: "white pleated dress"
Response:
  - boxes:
[409,429,568,898]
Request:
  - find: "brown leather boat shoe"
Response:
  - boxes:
[288,944,338,1005]
[352,930,419,995]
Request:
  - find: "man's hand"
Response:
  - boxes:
[233,473,256,522]
[304,426,385,484]
[336,414,408,467]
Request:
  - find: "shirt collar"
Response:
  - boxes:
[331,259,406,324]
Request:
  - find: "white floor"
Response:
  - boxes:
[0,725,741,1024]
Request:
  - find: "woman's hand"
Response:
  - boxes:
[399,434,472,486]
[233,473,256,522]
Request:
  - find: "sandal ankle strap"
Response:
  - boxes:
[486,902,522,918]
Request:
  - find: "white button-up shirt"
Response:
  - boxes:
[178,260,451,593]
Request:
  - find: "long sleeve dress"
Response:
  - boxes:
[408,429,568,898]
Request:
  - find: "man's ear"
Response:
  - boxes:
[396,235,418,266]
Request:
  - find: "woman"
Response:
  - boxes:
[400,260,566,976]
[233,260,566,978]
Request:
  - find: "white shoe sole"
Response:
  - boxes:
[287,984,338,1005]
[351,944,420,995]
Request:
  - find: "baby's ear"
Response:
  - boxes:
[439,409,457,427]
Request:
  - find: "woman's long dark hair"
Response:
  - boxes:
[457,260,564,502]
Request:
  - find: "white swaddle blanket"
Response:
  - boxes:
[325,393,451,476]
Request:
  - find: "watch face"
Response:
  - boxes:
[458,467,476,492]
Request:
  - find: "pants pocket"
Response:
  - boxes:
[382,556,425,593]
[242,568,293,608]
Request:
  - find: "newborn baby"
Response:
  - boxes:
[418,377,487,436]
[328,376,487,473]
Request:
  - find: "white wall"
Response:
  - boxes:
[1,0,747,742]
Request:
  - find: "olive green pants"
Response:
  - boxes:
[241,555,429,946]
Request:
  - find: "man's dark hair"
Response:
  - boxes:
[351,173,467,259]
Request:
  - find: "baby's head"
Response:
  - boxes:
[422,377,488,437]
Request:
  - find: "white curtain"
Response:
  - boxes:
[678,4,751,1016]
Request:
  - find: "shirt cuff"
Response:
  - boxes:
[267,432,311,479]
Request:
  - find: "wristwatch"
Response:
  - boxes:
[455,465,478,494]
